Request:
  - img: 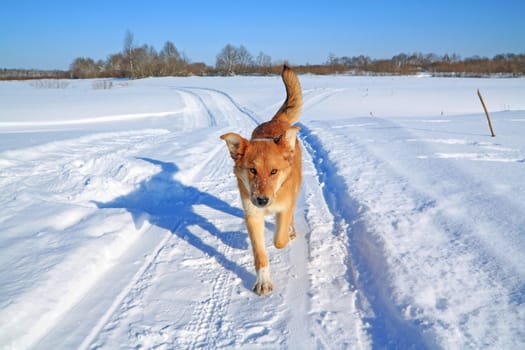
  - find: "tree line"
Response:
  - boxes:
[68,32,279,79]
[2,32,524,80]
[321,52,525,77]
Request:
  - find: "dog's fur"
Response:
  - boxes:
[220,65,302,295]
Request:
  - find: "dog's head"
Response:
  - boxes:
[221,126,300,209]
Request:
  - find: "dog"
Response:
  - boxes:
[220,65,302,295]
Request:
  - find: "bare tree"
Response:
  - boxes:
[255,51,272,74]
[256,51,272,67]
[216,44,240,75]
[160,41,184,75]
[327,52,338,66]
[237,45,254,73]
[161,41,181,60]
[124,30,135,78]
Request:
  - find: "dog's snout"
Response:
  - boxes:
[256,196,269,207]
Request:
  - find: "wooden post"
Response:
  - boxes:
[477,89,495,137]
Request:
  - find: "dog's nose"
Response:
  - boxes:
[256,196,269,207]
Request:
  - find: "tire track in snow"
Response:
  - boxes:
[302,87,344,110]
[0,130,171,350]
[77,229,172,350]
[299,124,430,349]
[182,260,234,349]
[350,117,525,348]
[175,86,261,128]
[296,136,372,349]
[176,145,238,350]
[176,88,218,127]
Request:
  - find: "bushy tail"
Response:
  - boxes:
[274,65,302,124]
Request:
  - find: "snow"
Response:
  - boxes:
[1,75,524,349]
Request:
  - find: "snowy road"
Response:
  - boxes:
[1,76,524,349]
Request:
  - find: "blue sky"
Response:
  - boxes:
[1,0,524,70]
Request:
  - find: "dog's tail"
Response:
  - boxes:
[274,65,302,125]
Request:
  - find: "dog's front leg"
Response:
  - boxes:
[274,205,295,249]
[245,212,273,295]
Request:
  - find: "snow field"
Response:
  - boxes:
[0,75,524,349]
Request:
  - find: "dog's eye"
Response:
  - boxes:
[249,168,257,175]
[270,169,278,175]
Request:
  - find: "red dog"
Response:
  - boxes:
[221,65,302,295]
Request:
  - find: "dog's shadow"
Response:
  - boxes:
[94,157,254,290]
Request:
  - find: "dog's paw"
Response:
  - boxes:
[253,267,273,296]
[274,235,289,249]
[289,224,297,241]
[253,280,273,295]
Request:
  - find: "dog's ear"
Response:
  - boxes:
[284,126,301,152]
[220,133,249,160]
